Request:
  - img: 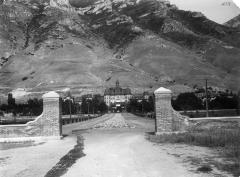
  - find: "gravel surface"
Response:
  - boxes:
[0,137,76,177]
[93,113,132,129]
[1,113,232,177]
[63,113,231,177]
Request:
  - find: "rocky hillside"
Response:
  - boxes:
[0,0,240,96]
[225,14,240,29]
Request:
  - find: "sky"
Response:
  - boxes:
[168,0,240,24]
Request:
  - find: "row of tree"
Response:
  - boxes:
[172,92,239,111]
[126,96,154,113]
[0,97,43,116]
[1,92,239,116]
[125,92,239,114]
[81,97,107,114]
[62,97,108,115]
[0,93,109,117]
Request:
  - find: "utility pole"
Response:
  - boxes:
[69,99,72,119]
[205,79,209,117]
[79,102,81,115]
[87,101,90,115]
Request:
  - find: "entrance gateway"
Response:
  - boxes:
[0,87,188,142]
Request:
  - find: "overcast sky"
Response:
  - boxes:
[168,0,240,24]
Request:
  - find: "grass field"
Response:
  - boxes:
[147,120,240,176]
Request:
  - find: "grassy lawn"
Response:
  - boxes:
[147,120,240,176]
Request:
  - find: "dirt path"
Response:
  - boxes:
[0,137,76,177]
[62,113,229,177]
[0,114,231,177]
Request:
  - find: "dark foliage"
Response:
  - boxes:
[0,98,43,116]
[209,95,238,109]
[62,99,77,115]
[126,96,154,113]
[7,93,15,110]
[172,92,203,111]
[80,96,107,114]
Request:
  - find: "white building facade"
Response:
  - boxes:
[104,80,132,108]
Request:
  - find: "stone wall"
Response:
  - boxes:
[0,91,61,140]
[154,87,189,134]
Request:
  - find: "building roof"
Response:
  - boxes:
[104,81,131,96]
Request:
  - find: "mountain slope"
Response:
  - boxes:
[224,14,240,29]
[0,0,240,95]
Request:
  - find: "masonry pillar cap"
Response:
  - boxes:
[154,87,172,94]
[42,91,60,98]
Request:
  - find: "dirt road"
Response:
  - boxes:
[62,113,230,177]
[0,113,231,177]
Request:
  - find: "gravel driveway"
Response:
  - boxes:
[62,113,228,177]
[1,113,231,177]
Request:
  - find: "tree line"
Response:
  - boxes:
[0,92,239,117]
[62,96,108,115]
[172,92,239,111]
[125,92,239,114]
[126,96,155,113]
[0,94,43,116]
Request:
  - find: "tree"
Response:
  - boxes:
[92,96,99,114]
[173,92,203,111]
[7,93,15,111]
[98,102,107,113]
[209,95,238,109]
[81,98,89,114]
[27,98,43,116]
[127,99,138,112]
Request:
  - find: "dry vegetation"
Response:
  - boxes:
[147,120,240,176]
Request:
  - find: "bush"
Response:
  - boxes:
[172,92,203,111]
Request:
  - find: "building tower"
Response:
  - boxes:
[116,80,120,87]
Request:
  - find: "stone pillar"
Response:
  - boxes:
[0,91,62,141]
[154,87,173,134]
[41,91,61,137]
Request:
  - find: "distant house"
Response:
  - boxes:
[104,80,132,110]
[132,92,153,102]
[81,94,94,101]
[81,94,104,102]
[74,97,82,105]
[143,91,153,100]
[132,93,143,101]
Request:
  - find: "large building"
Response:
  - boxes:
[104,80,132,111]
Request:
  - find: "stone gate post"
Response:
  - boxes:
[154,87,189,135]
[41,91,62,137]
[154,87,173,134]
[0,91,62,142]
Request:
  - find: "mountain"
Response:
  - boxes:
[168,0,240,24]
[225,14,240,29]
[0,0,240,97]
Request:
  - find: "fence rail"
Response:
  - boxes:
[61,114,102,125]
[0,116,36,125]
[179,109,240,118]
[131,109,240,119]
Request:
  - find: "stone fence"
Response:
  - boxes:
[154,87,189,134]
[0,91,61,142]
